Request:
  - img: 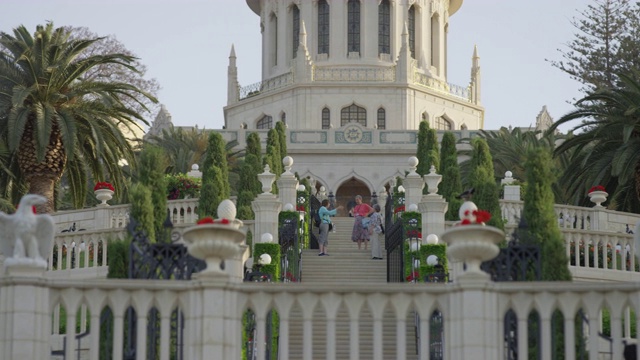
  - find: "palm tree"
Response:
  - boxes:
[0,23,156,212]
[547,73,640,213]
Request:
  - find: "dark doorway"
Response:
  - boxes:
[335,177,371,216]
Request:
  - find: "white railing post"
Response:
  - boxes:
[253,165,282,243]
[277,156,299,209]
[0,266,51,359]
[419,165,448,240]
[403,156,424,209]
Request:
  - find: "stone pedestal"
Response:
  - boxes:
[252,195,282,245]
[0,266,51,359]
[418,195,448,240]
[403,157,424,208]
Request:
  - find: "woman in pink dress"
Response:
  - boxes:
[349,195,374,250]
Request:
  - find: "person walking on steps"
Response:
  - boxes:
[349,195,374,250]
[318,199,342,256]
[369,204,384,260]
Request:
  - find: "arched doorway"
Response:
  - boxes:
[335,177,371,216]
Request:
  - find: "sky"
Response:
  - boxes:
[1,0,592,132]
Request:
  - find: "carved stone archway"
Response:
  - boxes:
[335,177,371,216]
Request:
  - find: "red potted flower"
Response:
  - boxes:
[94,181,115,206]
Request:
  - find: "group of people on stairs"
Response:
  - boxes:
[317,194,384,260]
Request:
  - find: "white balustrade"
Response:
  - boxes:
[30,280,640,359]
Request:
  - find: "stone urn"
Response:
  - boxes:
[94,189,114,206]
[441,224,504,278]
[182,199,245,275]
[588,191,608,207]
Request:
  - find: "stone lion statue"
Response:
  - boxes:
[0,194,54,268]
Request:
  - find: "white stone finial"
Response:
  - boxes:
[424,165,442,195]
[283,156,294,174]
[408,156,419,175]
[283,203,294,211]
[258,165,276,194]
[408,204,418,212]
[505,171,512,178]
[397,185,405,193]
[217,199,237,221]
[426,255,439,266]
[297,184,306,192]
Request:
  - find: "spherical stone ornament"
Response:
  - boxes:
[261,233,273,243]
[408,204,419,212]
[259,253,272,265]
[426,255,439,266]
[297,184,306,192]
[505,170,512,178]
[426,234,439,245]
[283,203,295,211]
[217,199,237,221]
[283,156,294,167]
[408,156,419,168]
[245,257,254,269]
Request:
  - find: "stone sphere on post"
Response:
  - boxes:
[283,156,294,174]
[407,204,418,212]
[408,156,419,175]
[426,255,439,266]
[283,203,295,211]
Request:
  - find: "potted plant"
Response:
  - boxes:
[94,182,115,206]
[587,185,608,207]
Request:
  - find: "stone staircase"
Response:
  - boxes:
[287,217,419,359]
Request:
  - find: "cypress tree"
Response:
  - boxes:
[416,121,430,176]
[439,132,463,220]
[468,138,503,229]
[137,145,168,242]
[236,154,262,219]
[275,121,288,165]
[266,128,283,177]
[523,148,572,281]
[129,182,155,241]
[203,131,230,199]
[198,167,222,218]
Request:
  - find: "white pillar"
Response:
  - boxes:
[277,156,299,208]
[419,165,448,239]
[253,165,282,242]
[0,266,51,359]
[403,157,424,209]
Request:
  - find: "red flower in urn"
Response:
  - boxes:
[588,185,605,194]
[197,216,230,225]
[460,209,492,225]
[94,182,115,192]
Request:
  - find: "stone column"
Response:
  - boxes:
[0,265,51,359]
[441,218,504,359]
[253,165,282,243]
[182,200,246,359]
[418,165,448,240]
[277,156,299,208]
[403,156,424,209]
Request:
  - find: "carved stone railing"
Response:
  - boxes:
[18,279,640,359]
[313,66,396,82]
[413,71,470,102]
[239,71,294,99]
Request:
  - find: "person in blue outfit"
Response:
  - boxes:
[318,199,342,256]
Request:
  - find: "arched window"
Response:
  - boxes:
[347,0,360,54]
[322,107,330,129]
[421,112,428,122]
[408,5,416,59]
[377,108,386,129]
[341,104,366,127]
[435,116,452,130]
[281,112,286,124]
[257,115,273,129]
[318,0,330,55]
[378,0,390,55]
[292,5,300,58]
